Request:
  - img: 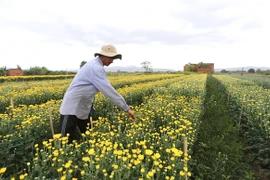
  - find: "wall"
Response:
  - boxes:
[184,63,214,73]
[7,69,24,76]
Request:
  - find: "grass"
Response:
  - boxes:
[191,75,255,180]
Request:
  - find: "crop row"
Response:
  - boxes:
[229,74,270,89]
[213,75,270,169]
[0,74,182,113]
[12,74,207,179]
[0,75,75,83]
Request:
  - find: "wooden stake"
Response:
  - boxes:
[10,97,14,108]
[90,116,93,129]
[48,106,54,137]
[184,137,188,154]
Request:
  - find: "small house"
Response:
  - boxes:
[7,68,24,76]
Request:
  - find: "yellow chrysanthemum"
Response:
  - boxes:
[88,148,95,155]
[145,149,153,156]
[0,167,7,174]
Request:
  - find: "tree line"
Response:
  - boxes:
[0,66,76,76]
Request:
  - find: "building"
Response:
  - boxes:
[7,68,24,76]
[184,63,214,73]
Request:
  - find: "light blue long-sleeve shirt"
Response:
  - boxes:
[60,57,130,119]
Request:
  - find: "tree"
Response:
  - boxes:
[80,61,87,69]
[141,61,153,73]
[256,69,262,73]
[0,66,6,76]
[197,62,209,68]
[186,65,195,72]
[24,66,49,75]
[248,68,255,73]
[221,69,228,73]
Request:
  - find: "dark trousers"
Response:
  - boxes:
[59,114,91,143]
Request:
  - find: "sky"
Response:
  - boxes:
[0,0,270,71]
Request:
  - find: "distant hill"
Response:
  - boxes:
[215,66,270,72]
[104,66,176,72]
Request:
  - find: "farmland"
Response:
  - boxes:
[0,73,269,179]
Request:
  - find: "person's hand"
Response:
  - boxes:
[127,109,136,120]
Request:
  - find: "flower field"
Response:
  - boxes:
[0,74,181,113]
[0,73,269,179]
[0,73,206,179]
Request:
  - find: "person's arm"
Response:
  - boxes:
[92,67,136,120]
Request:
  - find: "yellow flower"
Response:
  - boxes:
[0,167,7,174]
[122,157,127,162]
[81,170,85,175]
[179,171,185,176]
[145,149,153,156]
[64,162,72,169]
[88,148,95,155]
[19,174,25,180]
[140,168,145,173]
[134,159,141,166]
[82,157,90,162]
[154,161,159,166]
[112,164,118,169]
[138,154,144,160]
[57,167,63,172]
[146,171,154,178]
[154,153,161,159]
[53,133,62,139]
[53,150,59,157]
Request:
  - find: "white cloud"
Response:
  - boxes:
[0,0,270,71]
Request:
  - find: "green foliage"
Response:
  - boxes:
[186,65,195,72]
[248,68,255,73]
[197,62,210,68]
[192,75,255,179]
[23,66,49,75]
[0,66,7,76]
[221,69,229,73]
[80,61,87,68]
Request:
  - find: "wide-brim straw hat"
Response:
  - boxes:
[94,45,122,60]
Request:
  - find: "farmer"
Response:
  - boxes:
[59,44,136,142]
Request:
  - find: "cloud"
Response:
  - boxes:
[0,0,270,71]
